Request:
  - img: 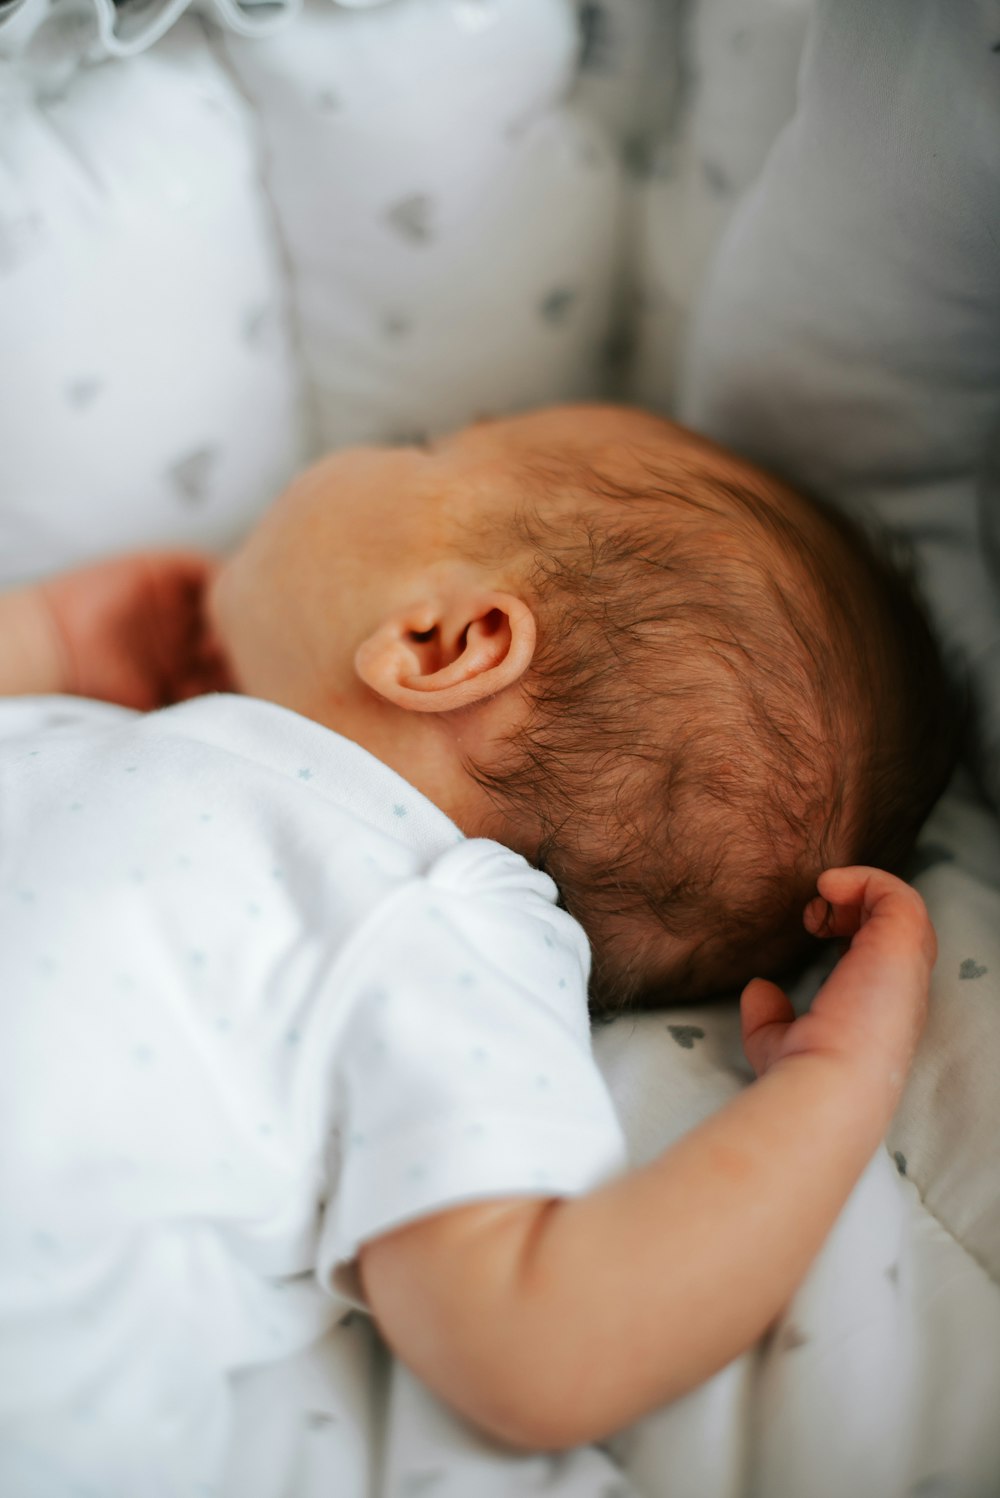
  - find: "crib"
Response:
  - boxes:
[2,1,999,1493]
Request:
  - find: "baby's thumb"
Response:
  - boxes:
[740,978,796,1076]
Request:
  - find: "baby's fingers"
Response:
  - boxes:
[805,866,936,968]
[803,867,884,938]
[740,978,797,1077]
[803,867,936,1076]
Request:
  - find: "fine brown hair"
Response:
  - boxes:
[465,430,962,1014]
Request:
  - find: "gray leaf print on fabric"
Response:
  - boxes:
[959,958,987,980]
[168,447,217,507]
[384,194,435,244]
[893,1150,907,1176]
[306,1410,338,1430]
[667,1024,704,1049]
[540,287,578,324]
[778,1324,808,1352]
[66,376,103,409]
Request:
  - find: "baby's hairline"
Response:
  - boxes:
[452,414,826,582]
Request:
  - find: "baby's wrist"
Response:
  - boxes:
[767,1041,907,1140]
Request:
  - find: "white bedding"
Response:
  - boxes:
[208,774,1000,1498]
[1,1,998,1494]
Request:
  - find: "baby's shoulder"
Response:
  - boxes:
[363,836,592,1026]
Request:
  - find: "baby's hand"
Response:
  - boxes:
[741,867,935,1090]
[40,552,234,710]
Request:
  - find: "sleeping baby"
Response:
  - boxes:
[0,405,957,1489]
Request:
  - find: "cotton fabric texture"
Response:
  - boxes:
[2,0,1000,1493]
[0,692,625,1494]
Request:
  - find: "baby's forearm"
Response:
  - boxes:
[498,1050,891,1441]
[0,587,67,697]
[362,1049,896,1450]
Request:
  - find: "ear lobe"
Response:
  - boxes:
[355,592,536,713]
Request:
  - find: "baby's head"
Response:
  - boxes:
[212,405,959,1011]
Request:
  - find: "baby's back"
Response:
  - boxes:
[0,692,446,1488]
[0,691,614,1494]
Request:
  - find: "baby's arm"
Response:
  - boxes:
[0,553,229,706]
[360,867,933,1451]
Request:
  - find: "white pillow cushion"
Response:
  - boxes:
[630,0,813,410]
[0,0,625,582]
[683,0,1000,810]
[215,0,622,452]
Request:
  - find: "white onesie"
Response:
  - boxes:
[0,692,626,1495]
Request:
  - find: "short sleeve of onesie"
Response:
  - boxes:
[318,838,627,1300]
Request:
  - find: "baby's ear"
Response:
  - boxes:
[354,589,536,714]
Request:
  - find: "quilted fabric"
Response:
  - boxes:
[0,0,624,583]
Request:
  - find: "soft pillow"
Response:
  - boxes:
[0,15,305,581]
[0,0,623,583]
[682,0,1000,810]
[629,0,814,410]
